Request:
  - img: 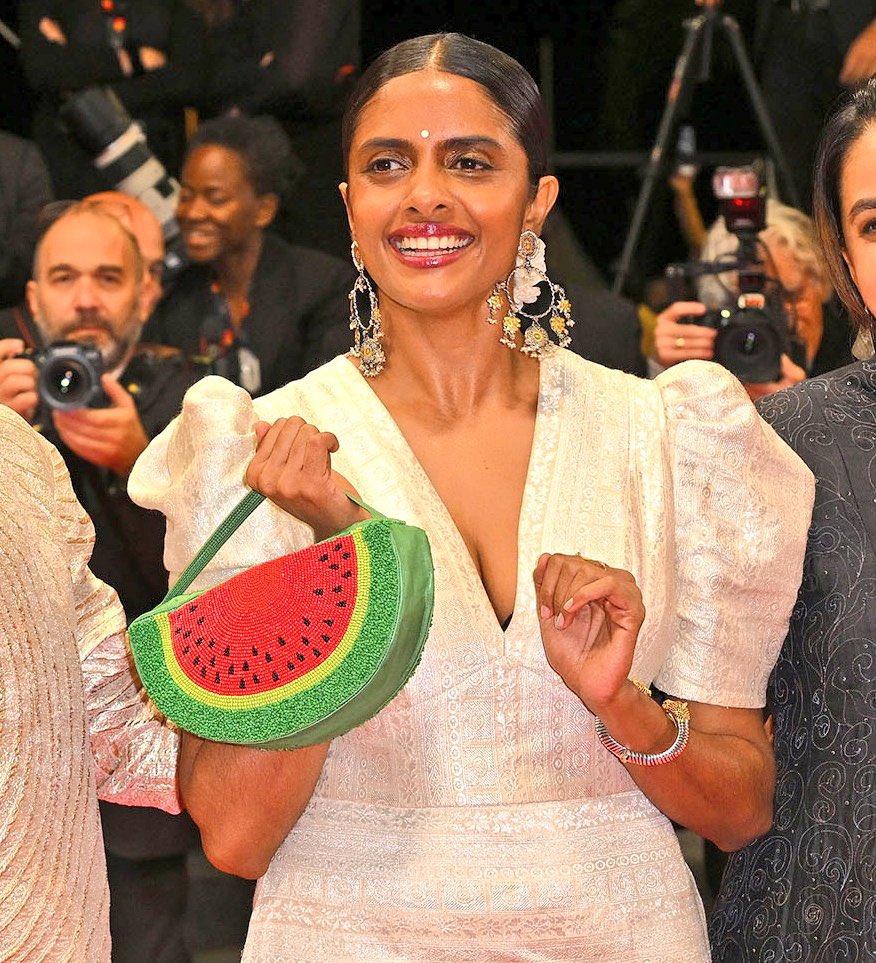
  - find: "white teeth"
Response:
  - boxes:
[396,235,470,252]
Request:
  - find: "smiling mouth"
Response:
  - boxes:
[391,234,473,255]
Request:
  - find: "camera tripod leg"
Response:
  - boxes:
[611,14,710,296]
[612,11,800,296]
[720,15,800,209]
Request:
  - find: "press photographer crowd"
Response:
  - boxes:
[1,1,873,962]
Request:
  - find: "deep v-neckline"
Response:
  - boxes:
[339,354,561,640]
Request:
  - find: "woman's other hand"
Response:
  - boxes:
[652,301,717,367]
[245,417,366,540]
[534,553,646,714]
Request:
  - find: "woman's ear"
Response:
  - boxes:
[842,246,858,288]
[524,175,560,234]
[255,193,279,229]
[339,182,355,240]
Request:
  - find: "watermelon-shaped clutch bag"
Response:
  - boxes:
[128,490,434,749]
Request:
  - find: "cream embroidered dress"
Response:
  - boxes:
[130,350,813,962]
[0,407,180,962]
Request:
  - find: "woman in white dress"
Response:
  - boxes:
[130,33,814,962]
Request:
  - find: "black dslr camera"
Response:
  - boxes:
[665,167,803,383]
[21,342,108,410]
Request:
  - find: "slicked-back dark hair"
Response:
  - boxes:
[813,78,876,337]
[185,114,297,200]
[341,33,548,190]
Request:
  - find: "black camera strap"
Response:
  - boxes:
[10,305,41,352]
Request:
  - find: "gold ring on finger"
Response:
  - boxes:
[576,552,608,570]
[675,336,686,348]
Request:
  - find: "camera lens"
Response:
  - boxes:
[39,352,101,410]
[713,308,783,383]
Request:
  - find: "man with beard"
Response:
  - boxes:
[0,200,196,615]
[0,201,200,961]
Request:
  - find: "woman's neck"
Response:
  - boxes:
[368,300,540,419]
[214,232,264,299]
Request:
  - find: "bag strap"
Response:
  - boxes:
[164,490,380,602]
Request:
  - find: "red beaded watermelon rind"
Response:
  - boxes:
[129,519,430,746]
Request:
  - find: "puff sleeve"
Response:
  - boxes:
[128,375,315,590]
[652,361,815,707]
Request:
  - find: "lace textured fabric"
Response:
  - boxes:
[130,351,814,962]
[0,409,180,962]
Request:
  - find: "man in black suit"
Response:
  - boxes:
[0,198,202,963]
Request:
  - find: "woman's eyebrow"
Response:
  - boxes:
[848,196,876,218]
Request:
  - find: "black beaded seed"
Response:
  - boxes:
[287,661,294,670]
[183,645,190,654]
[342,571,352,578]
[193,655,200,666]
[188,604,197,613]
[243,660,249,671]
[239,678,245,689]
[183,630,191,638]
[253,675,260,684]
[323,619,334,626]
[224,646,230,657]
[174,626,182,635]
[252,646,258,656]
[265,652,273,662]
[332,585,342,593]
[330,563,339,570]
[334,542,342,550]
[210,656,216,667]
[215,672,221,684]
[228,664,234,674]
[314,588,323,596]
[321,634,330,643]
[195,637,203,645]
[302,617,311,626]
[197,616,205,624]
[201,666,207,677]
[277,636,286,646]
[312,648,321,658]
[319,554,328,562]
[296,652,305,662]
[342,552,350,559]
[272,671,279,682]
[208,638,216,648]
[301,636,309,645]
[337,600,347,607]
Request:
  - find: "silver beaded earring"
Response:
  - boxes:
[348,241,385,377]
[486,230,573,357]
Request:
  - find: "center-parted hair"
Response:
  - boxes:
[341,33,549,190]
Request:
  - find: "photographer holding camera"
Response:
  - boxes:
[0,198,206,961]
[651,196,851,400]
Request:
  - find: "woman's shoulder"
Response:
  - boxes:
[757,360,876,424]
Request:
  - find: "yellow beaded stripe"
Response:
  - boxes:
[156,529,372,710]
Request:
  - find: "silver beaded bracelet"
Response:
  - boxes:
[595,697,691,767]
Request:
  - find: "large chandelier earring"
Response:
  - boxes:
[348,241,385,377]
[486,230,573,358]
